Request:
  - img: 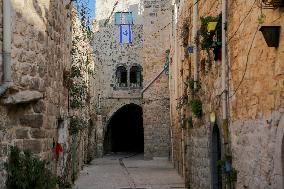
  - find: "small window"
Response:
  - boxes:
[130,66,142,88]
[115,12,133,25]
[116,66,127,87]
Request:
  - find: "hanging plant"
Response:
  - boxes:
[217,155,238,185]
[69,116,88,135]
[180,22,190,47]
[200,15,222,64]
[190,99,203,118]
[187,116,193,128]
[185,78,201,95]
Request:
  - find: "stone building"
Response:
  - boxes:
[0,0,96,188]
[93,0,172,159]
[169,0,284,189]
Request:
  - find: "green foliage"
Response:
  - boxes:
[5,146,57,189]
[186,180,191,189]
[187,116,193,128]
[217,155,238,185]
[185,78,201,94]
[190,99,203,118]
[70,80,88,109]
[258,13,266,25]
[69,0,94,110]
[69,116,88,135]
[180,22,190,47]
[200,15,221,65]
[200,15,221,49]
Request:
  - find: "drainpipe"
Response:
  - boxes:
[192,0,199,88]
[222,0,228,120]
[0,0,12,95]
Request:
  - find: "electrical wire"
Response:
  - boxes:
[228,0,257,43]
[228,26,259,99]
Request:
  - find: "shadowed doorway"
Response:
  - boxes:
[212,124,222,189]
[104,104,144,153]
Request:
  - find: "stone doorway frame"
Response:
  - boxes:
[210,123,223,189]
[103,103,144,154]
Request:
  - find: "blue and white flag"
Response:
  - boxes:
[119,25,132,44]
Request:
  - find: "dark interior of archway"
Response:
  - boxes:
[104,104,144,153]
[212,124,222,189]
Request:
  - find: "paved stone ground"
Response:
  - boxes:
[74,153,186,189]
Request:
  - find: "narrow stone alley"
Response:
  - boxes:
[75,153,186,189]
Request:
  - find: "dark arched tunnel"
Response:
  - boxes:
[104,104,144,153]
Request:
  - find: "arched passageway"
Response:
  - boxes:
[104,104,144,153]
[211,124,222,189]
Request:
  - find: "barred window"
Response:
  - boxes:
[116,66,127,87]
[130,66,142,88]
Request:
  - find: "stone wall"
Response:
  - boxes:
[0,0,97,187]
[228,1,284,188]
[142,0,172,159]
[169,0,284,188]
[93,0,172,159]
[0,0,71,187]
[93,0,144,157]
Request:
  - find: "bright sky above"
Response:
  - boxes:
[88,0,96,19]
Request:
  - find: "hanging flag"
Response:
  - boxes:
[120,24,132,44]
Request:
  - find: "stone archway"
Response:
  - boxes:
[211,123,222,189]
[103,103,144,153]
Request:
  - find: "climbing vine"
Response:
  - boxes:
[58,1,95,187]
[69,116,88,135]
[185,78,203,118]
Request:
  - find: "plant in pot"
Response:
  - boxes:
[200,15,222,64]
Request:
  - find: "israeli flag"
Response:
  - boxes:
[120,25,132,44]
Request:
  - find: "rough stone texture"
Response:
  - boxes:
[2,90,43,104]
[93,0,172,159]
[169,0,284,188]
[142,0,172,159]
[0,0,73,188]
[228,1,284,188]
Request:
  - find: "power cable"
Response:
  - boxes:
[228,26,259,99]
[228,0,257,43]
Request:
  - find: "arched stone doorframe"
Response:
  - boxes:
[102,102,143,152]
[210,120,224,189]
[104,102,142,130]
[272,114,284,189]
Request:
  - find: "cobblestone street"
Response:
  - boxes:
[75,153,186,189]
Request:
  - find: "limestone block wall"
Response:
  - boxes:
[170,1,224,187]
[142,0,172,159]
[93,0,144,156]
[94,0,172,159]
[170,0,284,188]
[0,0,72,187]
[228,1,284,188]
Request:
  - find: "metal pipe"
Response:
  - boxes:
[142,67,166,93]
[222,0,228,119]
[0,0,12,95]
[192,0,199,88]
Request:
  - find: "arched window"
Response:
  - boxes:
[130,66,142,88]
[116,66,127,87]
